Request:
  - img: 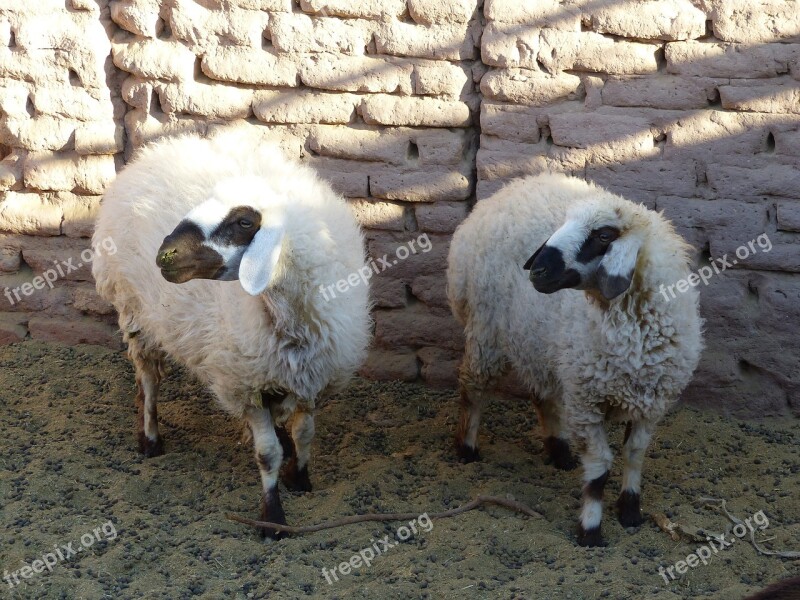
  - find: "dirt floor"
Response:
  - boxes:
[0,342,798,600]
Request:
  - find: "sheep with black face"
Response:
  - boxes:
[447,173,703,546]
[92,129,371,538]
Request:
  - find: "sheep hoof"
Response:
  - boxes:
[259,488,288,540]
[577,525,606,547]
[543,436,578,471]
[138,432,164,458]
[281,457,312,493]
[455,441,481,463]
[616,491,644,527]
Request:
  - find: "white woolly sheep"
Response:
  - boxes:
[92,129,371,538]
[447,173,703,546]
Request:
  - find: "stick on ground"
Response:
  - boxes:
[226,495,542,535]
[697,497,800,559]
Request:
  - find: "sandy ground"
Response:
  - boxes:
[0,342,798,600]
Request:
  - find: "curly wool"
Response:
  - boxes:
[92,129,371,416]
[448,173,703,426]
[448,173,704,544]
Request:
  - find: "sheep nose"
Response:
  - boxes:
[529,266,547,278]
[156,247,178,268]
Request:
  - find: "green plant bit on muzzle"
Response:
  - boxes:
[160,249,177,266]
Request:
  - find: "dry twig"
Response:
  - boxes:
[227,495,541,535]
[697,497,800,559]
[651,513,681,541]
[651,512,718,543]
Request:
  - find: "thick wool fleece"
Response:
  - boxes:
[448,173,703,433]
[92,128,371,416]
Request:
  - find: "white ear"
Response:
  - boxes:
[239,224,285,296]
[597,235,641,300]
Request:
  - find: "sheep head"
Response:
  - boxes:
[523,200,646,301]
[156,178,285,296]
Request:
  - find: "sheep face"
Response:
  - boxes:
[524,202,643,301]
[156,197,285,296]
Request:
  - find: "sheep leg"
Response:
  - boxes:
[281,410,314,493]
[455,338,504,463]
[534,396,578,471]
[616,420,653,527]
[575,422,614,547]
[129,338,165,458]
[455,384,490,463]
[275,426,295,461]
[261,390,294,461]
[245,406,287,540]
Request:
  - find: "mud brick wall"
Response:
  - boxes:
[478,0,800,417]
[0,0,482,370]
[0,0,123,347]
[1,0,799,417]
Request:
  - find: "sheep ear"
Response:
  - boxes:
[597,236,641,300]
[239,224,285,296]
[523,242,546,270]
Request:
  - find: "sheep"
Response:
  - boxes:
[92,128,371,538]
[743,575,800,599]
[447,173,703,547]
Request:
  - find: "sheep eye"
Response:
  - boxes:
[594,228,619,244]
[239,219,253,229]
